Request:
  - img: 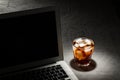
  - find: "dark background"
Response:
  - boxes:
[0,0,120,80]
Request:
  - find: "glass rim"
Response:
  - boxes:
[72,37,94,46]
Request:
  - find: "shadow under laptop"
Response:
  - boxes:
[70,59,97,72]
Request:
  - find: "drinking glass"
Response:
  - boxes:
[72,37,94,67]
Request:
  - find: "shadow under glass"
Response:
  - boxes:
[70,58,97,72]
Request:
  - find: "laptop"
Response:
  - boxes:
[0,6,78,80]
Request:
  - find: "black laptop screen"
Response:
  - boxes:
[0,9,59,69]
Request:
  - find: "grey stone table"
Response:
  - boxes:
[63,40,120,80]
[61,11,120,80]
[62,14,120,80]
[60,1,120,80]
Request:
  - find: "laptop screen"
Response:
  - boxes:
[0,6,63,74]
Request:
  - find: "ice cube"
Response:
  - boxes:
[74,42,80,47]
[85,39,91,45]
[84,46,92,52]
[76,38,83,43]
[79,43,86,47]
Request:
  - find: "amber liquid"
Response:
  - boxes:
[73,38,94,66]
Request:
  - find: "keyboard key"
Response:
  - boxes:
[1,64,71,80]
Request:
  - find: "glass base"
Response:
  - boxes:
[74,59,91,67]
[70,58,96,71]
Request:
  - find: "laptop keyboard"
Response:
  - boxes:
[1,64,71,80]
